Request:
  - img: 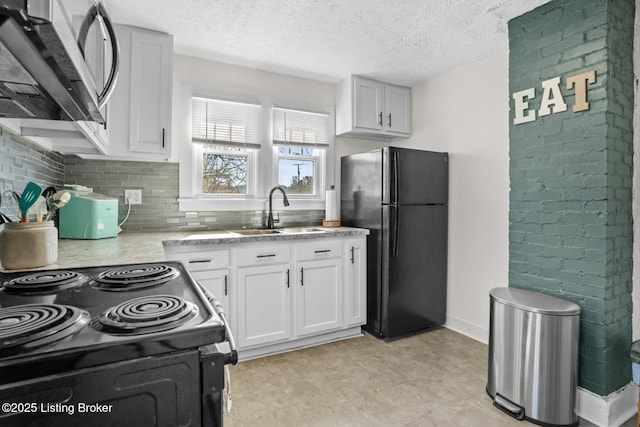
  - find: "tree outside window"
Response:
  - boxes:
[202,152,248,194]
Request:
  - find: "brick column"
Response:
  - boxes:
[508,0,634,396]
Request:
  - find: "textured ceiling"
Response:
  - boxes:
[64,0,551,86]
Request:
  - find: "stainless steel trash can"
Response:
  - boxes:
[486,287,580,427]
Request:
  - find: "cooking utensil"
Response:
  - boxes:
[0,190,12,224]
[1,190,20,220]
[42,186,57,199]
[30,196,48,222]
[44,191,71,221]
[19,182,43,222]
[53,190,71,206]
[42,186,57,211]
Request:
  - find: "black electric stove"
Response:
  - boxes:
[0,261,234,427]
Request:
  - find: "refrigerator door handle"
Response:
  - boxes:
[391,205,399,258]
[393,151,399,205]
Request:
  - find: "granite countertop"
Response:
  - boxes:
[8,227,369,271]
[53,232,179,269]
[162,226,369,249]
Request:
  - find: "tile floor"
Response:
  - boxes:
[224,328,637,427]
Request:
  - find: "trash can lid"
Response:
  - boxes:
[490,287,581,315]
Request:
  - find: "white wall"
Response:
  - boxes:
[404,52,511,343]
[172,54,337,202]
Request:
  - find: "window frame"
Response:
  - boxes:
[178,88,334,212]
[196,144,257,198]
[273,145,325,199]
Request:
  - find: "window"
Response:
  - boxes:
[202,146,249,195]
[191,97,260,197]
[180,90,334,211]
[272,107,330,198]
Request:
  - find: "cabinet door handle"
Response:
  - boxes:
[378,111,383,126]
[224,274,228,296]
[189,259,212,264]
[314,249,331,254]
[350,247,355,264]
[162,128,165,148]
[388,113,392,127]
[300,268,304,286]
[256,254,276,258]
[286,269,290,288]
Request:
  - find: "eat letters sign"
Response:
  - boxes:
[512,70,596,125]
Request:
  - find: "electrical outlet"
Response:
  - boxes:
[125,189,142,205]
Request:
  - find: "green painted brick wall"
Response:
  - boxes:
[508,0,634,396]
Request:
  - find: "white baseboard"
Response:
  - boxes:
[238,326,363,361]
[576,383,637,427]
[445,313,489,344]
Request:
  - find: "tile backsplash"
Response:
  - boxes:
[1,128,324,232]
[64,156,324,232]
[0,127,64,221]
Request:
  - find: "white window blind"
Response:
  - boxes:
[192,97,262,149]
[272,107,330,148]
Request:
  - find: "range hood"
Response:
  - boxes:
[0,0,118,123]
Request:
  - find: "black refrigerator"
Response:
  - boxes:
[341,147,448,339]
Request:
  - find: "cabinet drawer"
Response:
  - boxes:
[295,240,342,261]
[171,250,229,271]
[237,244,290,266]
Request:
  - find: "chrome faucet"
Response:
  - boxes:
[267,186,290,229]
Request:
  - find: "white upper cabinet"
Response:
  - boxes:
[336,75,411,140]
[384,84,411,134]
[83,24,173,161]
[352,78,385,131]
[128,29,172,155]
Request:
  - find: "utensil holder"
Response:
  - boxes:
[0,221,58,269]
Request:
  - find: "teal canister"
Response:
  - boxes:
[0,221,58,269]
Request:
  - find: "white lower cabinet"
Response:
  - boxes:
[237,263,292,348]
[294,239,343,337]
[164,233,367,360]
[296,258,342,337]
[191,269,230,317]
[344,237,367,327]
[165,249,232,327]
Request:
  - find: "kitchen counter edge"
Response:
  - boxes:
[162,226,370,249]
[2,227,369,272]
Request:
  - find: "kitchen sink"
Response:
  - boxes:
[278,227,327,234]
[182,231,234,240]
[227,227,328,236]
[228,229,282,236]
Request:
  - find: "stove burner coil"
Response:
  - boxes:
[90,264,180,291]
[2,271,87,295]
[0,304,89,349]
[93,295,198,335]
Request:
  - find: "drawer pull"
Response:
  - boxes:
[256,254,277,258]
[314,249,331,254]
[189,259,212,264]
